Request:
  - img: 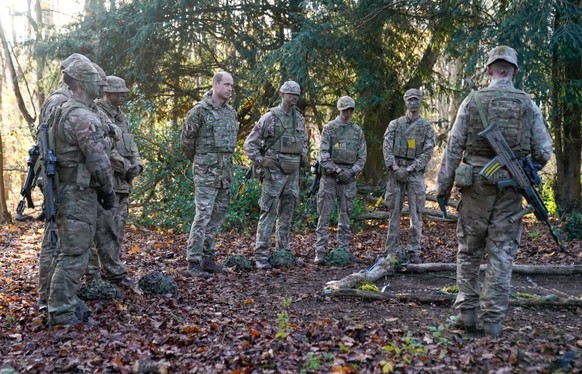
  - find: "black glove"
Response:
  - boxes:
[337,169,355,183]
[260,157,277,169]
[97,190,115,210]
[394,169,408,183]
[126,165,142,180]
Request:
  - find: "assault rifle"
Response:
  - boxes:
[15,144,41,220]
[303,160,321,215]
[38,123,58,256]
[478,123,566,252]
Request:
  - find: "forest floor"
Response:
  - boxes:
[1,216,581,373]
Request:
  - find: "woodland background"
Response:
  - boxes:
[0,0,581,232]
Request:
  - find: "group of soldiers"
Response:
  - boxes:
[179,45,553,338]
[34,44,552,338]
[34,53,142,326]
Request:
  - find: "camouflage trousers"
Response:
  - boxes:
[38,220,55,309]
[454,179,522,324]
[254,168,299,261]
[47,184,98,324]
[86,197,128,281]
[186,186,230,263]
[315,175,356,255]
[384,171,426,257]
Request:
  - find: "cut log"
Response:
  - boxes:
[355,208,457,222]
[403,263,582,275]
[325,288,582,307]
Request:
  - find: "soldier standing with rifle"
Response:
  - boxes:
[314,96,367,265]
[46,60,115,326]
[437,46,553,337]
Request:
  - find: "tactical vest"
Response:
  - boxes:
[466,87,533,158]
[268,107,305,155]
[48,100,94,186]
[329,120,362,165]
[392,116,431,160]
[194,101,238,154]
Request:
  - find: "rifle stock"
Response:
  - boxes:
[38,123,58,256]
[478,124,566,252]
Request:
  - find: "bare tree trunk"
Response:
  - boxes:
[0,53,11,224]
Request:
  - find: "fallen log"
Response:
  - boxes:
[403,263,582,276]
[325,288,582,307]
[356,208,458,222]
[325,260,582,290]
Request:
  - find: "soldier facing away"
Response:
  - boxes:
[383,88,436,264]
[37,53,92,312]
[314,96,367,265]
[46,60,115,326]
[243,81,309,270]
[437,46,553,337]
[181,72,239,278]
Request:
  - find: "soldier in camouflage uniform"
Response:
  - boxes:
[90,75,142,285]
[314,96,367,265]
[46,60,115,325]
[37,53,92,311]
[244,81,309,270]
[383,89,435,264]
[437,46,553,337]
[181,72,239,278]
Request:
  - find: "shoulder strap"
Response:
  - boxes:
[472,91,489,129]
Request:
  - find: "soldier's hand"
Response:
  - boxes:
[300,154,309,168]
[394,169,408,183]
[337,169,354,183]
[97,190,116,210]
[126,164,143,179]
[260,157,278,169]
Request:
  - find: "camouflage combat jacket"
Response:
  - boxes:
[319,117,367,175]
[96,99,143,194]
[383,114,435,172]
[437,78,553,196]
[181,91,239,188]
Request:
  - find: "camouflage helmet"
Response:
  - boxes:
[279,80,301,94]
[92,63,107,83]
[63,60,101,82]
[337,96,355,111]
[403,88,422,100]
[103,76,129,93]
[486,45,519,69]
[60,53,91,70]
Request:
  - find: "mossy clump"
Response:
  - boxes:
[138,271,177,295]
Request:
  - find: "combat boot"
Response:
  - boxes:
[408,252,421,264]
[454,309,477,330]
[314,250,326,265]
[483,322,503,337]
[255,258,272,270]
[187,261,211,278]
[201,256,225,274]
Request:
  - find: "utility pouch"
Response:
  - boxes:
[279,153,301,175]
[280,135,302,154]
[76,163,92,188]
[454,162,474,187]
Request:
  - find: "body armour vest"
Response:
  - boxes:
[194,101,238,154]
[466,87,533,159]
[48,101,94,186]
[392,116,431,160]
[329,120,362,165]
[268,107,306,155]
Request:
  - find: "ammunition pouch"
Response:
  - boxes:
[279,154,301,175]
[57,163,91,188]
[454,162,473,187]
